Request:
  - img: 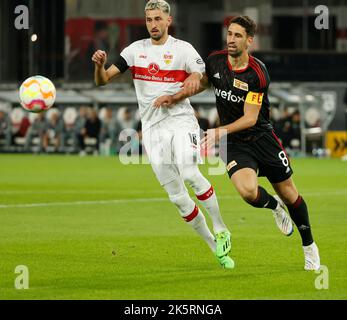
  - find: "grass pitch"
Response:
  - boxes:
[0,155,346,300]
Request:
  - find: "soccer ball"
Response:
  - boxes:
[19,75,56,113]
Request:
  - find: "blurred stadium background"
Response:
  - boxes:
[0,0,346,159]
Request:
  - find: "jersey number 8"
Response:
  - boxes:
[278,151,289,167]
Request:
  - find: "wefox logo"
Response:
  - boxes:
[214,87,245,103]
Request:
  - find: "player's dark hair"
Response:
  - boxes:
[228,16,257,37]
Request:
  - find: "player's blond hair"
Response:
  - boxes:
[145,0,170,15]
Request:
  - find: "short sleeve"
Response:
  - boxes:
[205,56,212,79]
[183,43,205,75]
[248,61,270,93]
[120,43,136,68]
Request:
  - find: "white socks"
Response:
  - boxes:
[178,165,229,235]
[164,178,216,252]
[196,185,228,234]
[184,205,216,252]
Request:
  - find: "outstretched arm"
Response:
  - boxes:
[153,73,209,108]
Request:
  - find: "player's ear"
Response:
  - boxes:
[167,15,173,27]
[247,36,254,47]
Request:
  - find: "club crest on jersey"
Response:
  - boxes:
[148,62,160,75]
[233,78,249,91]
[163,53,173,65]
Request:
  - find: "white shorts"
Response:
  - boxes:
[142,114,202,186]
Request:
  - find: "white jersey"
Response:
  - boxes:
[120,36,205,131]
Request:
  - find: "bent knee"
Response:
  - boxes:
[163,179,195,215]
[169,191,195,215]
[181,169,199,184]
[280,191,298,205]
[237,184,258,203]
[180,167,205,187]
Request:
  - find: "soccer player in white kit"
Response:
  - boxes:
[92,0,234,268]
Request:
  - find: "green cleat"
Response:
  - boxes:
[217,254,235,269]
[215,230,231,258]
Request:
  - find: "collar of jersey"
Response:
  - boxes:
[227,54,252,73]
[149,35,172,47]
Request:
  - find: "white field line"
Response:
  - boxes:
[0,190,346,209]
[0,190,165,195]
[0,197,168,209]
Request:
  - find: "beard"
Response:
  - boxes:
[150,31,163,41]
[228,49,243,58]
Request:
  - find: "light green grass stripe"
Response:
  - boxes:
[1,190,346,209]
